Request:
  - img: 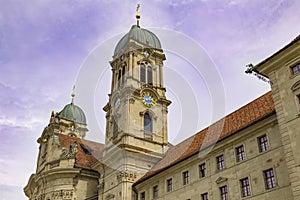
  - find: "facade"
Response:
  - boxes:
[24,100,103,200]
[25,14,300,200]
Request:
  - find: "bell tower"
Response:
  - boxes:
[99,6,171,200]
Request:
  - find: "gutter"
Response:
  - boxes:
[134,110,276,186]
[132,185,138,200]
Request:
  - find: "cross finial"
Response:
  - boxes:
[71,85,75,103]
[136,4,141,27]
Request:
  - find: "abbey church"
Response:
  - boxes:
[24,10,300,200]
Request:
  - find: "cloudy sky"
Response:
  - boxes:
[1,0,300,199]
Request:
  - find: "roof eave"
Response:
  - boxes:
[254,34,300,76]
[133,110,276,186]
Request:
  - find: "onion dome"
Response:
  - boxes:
[114,25,162,56]
[59,103,86,125]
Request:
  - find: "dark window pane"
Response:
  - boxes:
[153,185,158,199]
[113,116,118,138]
[147,66,153,85]
[140,64,146,84]
[140,192,145,200]
[122,65,126,85]
[220,185,228,200]
[199,163,206,178]
[167,178,172,192]
[217,155,225,170]
[201,192,208,200]
[258,135,269,152]
[236,145,245,162]
[264,168,276,189]
[144,113,152,132]
[240,177,251,197]
[118,69,122,89]
[292,64,300,75]
[183,171,190,185]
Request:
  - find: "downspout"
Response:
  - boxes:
[245,63,270,84]
[132,185,138,200]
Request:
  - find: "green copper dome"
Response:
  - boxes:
[114,25,162,56]
[59,103,86,125]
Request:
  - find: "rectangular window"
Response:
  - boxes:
[153,185,158,199]
[220,185,228,200]
[199,163,206,178]
[258,134,269,152]
[140,192,145,200]
[113,116,118,138]
[240,177,251,197]
[201,192,208,200]
[216,155,225,170]
[292,63,300,75]
[140,64,146,84]
[183,171,190,185]
[236,145,245,162]
[264,168,276,189]
[167,178,172,192]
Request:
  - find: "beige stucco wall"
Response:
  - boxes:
[135,115,293,200]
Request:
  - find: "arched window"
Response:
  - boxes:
[113,116,118,138]
[122,65,126,85]
[118,69,122,89]
[144,112,152,132]
[147,66,153,85]
[140,64,146,84]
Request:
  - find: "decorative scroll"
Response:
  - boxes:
[60,141,78,159]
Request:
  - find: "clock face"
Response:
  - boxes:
[142,92,156,107]
[144,51,150,58]
[120,54,125,61]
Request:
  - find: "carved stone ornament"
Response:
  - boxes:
[117,170,137,182]
[60,141,78,159]
[216,177,228,184]
[51,190,73,200]
[105,193,115,200]
[291,80,300,91]
[98,181,105,190]
[129,98,135,104]
[60,148,70,158]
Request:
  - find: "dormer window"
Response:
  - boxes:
[291,63,300,75]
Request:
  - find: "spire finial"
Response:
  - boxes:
[136,4,141,27]
[71,85,75,104]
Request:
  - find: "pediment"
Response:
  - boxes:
[291,80,300,91]
[105,193,115,200]
[216,177,228,184]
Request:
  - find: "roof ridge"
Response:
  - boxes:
[173,91,272,148]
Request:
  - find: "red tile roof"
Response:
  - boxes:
[59,134,104,170]
[135,91,275,184]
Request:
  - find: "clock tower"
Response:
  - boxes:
[97,9,171,200]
